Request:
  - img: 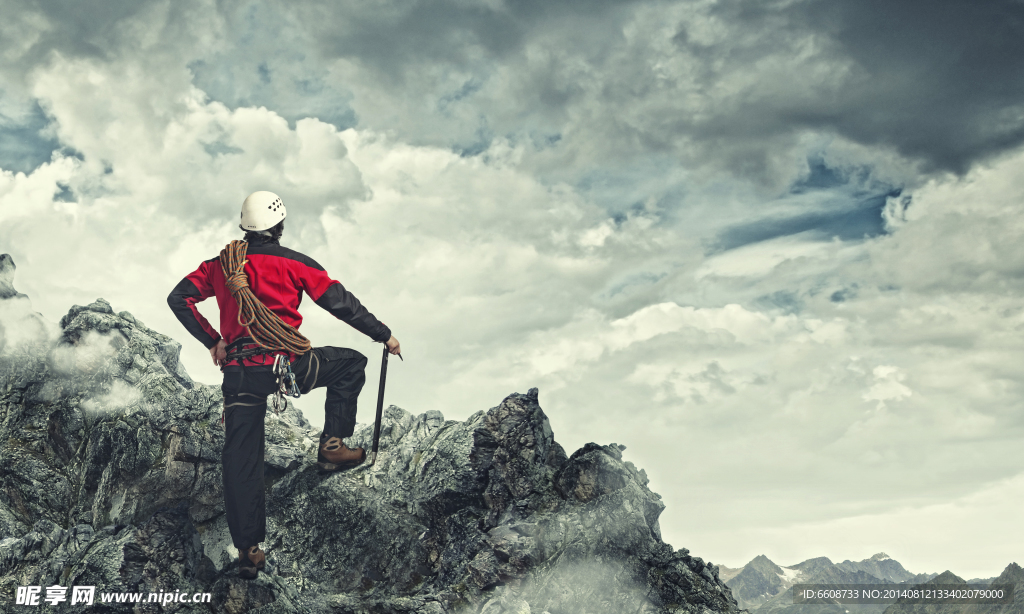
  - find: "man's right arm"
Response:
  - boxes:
[167,259,221,349]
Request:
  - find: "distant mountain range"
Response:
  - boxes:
[721,552,1018,614]
[884,564,1023,614]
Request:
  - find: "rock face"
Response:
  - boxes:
[0,255,50,356]
[727,555,787,610]
[0,256,739,613]
[0,255,18,300]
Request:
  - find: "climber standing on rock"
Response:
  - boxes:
[167,191,401,580]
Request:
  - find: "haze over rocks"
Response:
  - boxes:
[0,254,739,613]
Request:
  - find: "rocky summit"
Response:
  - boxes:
[0,256,739,614]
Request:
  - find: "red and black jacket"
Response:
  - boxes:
[167,237,390,366]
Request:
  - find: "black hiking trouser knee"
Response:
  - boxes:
[220,346,369,549]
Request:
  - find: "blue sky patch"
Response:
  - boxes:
[0,102,61,175]
[709,186,901,254]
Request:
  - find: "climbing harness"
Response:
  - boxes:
[271,354,301,414]
[218,337,304,423]
[219,353,303,423]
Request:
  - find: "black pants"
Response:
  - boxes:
[220,346,368,549]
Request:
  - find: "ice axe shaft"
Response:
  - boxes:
[369,346,389,466]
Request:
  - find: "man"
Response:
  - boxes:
[167,191,401,579]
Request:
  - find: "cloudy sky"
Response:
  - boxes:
[1,0,1022,579]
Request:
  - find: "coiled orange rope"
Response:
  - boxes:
[219,239,312,355]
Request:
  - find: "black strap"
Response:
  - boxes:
[223,337,277,368]
[228,347,272,361]
[226,336,258,352]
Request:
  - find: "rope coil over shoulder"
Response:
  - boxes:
[219,239,312,356]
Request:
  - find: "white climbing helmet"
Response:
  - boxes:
[239,191,286,232]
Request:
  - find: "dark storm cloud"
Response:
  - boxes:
[6,0,1023,183]
[13,0,174,62]
[294,0,640,79]
[805,0,1024,173]
[286,0,1024,177]
[700,0,1024,174]
[179,2,361,131]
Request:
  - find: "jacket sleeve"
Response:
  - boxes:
[167,259,222,349]
[299,263,392,342]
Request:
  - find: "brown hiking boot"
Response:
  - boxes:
[238,546,265,579]
[317,435,366,472]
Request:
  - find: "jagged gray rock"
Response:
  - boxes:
[0,255,50,356]
[726,554,791,610]
[0,255,740,613]
[0,255,18,300]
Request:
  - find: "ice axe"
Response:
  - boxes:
[369,345,400,466]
